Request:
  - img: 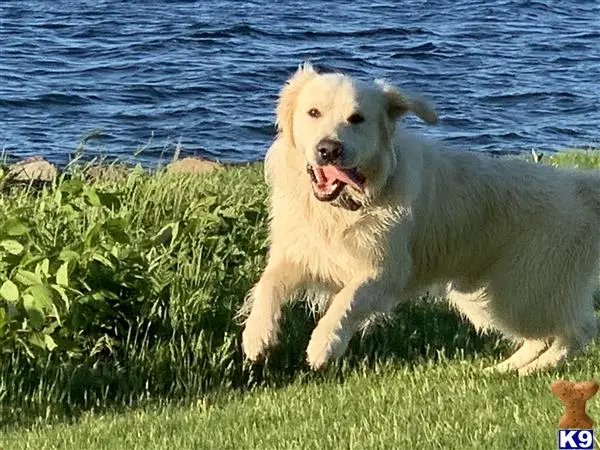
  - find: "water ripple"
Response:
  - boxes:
[1,0,599,165]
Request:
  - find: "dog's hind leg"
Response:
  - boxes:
[241,259,304,362]
[517,316,598,376]
[517,337,584,376]
[484,339,549,373]
[517,279,599,376]
[446,286,551,373]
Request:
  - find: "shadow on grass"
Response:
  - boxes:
[7,287,600,430]
[0,296,510,430]
[252,297,509,385]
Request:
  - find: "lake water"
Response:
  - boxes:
[1,0,599,166]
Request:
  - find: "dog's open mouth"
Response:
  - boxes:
[306,164,366,202]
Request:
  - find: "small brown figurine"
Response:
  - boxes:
[551,379,599,429]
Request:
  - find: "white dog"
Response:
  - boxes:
[241,63,600,375]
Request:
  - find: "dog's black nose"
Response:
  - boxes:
[316,138,343,164]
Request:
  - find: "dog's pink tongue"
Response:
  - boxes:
[316,165,364,191]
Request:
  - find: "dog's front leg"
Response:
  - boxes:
[242,259,303,362]
[306,270,407,370]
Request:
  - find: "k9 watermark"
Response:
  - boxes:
[558,429,594,450]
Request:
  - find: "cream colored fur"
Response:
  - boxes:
[241,63,600,375]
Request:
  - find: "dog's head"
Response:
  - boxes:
[275,63,437,207]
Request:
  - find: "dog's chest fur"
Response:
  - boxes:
[269,189,396,287]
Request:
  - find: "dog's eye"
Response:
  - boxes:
[308,108,321,119]
[347,113,365,124]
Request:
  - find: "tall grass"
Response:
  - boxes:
[0,163,270,425]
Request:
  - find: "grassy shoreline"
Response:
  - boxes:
[1,148,600,448]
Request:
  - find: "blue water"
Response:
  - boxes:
[1,0,599,166]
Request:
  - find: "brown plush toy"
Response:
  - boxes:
[551,380,599,429]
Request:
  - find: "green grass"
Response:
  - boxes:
[0,148,599,449]
[545,147,600,168]
[3,355,600,450]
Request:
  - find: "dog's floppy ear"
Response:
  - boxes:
[276,62,318,144]
[376,80,438,125]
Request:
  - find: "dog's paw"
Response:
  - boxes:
[306,322,349,370]
[483,361,517,374]
[482,364,511,375]
[241,314,278,362]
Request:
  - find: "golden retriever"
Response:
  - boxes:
[241,63,600,375]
